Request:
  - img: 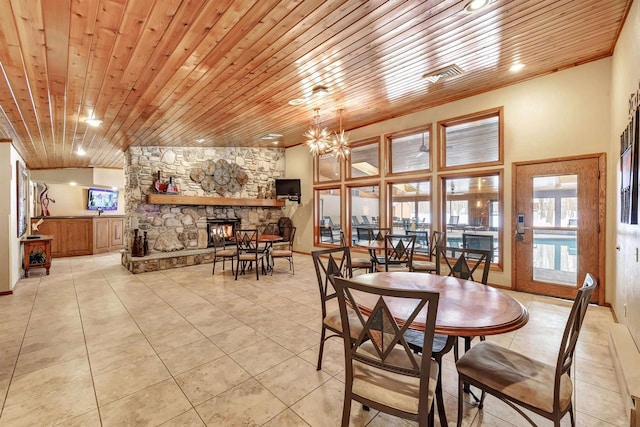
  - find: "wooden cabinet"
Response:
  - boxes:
[21,236,53,277]
[31,216,124,257]
[93,217,124,253]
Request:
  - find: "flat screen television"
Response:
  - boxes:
[88,188,119,211]
[275,179,301,203]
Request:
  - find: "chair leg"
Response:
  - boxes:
[341,391,351,427]
[212,257,216,274]
[291,256,294,274]
[435,356,447,427]
[568,403,575,427]
[457,378,465,427]
[317,327,327,370]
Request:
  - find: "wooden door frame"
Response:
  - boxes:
[511,153,606,305]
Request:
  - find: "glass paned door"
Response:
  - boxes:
[514,158,601,302]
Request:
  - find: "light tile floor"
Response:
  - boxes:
[0,252,627,426]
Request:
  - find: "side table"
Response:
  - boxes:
[21,235,53,278]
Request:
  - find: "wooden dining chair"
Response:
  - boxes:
[410,230,445,273]
[375,234,416,272]
[436,245,492,361]
[211,232,237,275]
[340,231,372,274]
[271,227,296,275]
[311,246,363,371]
[234,229,266,280]
[333,276,440,427]
[456,274,597,427]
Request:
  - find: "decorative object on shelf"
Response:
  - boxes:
[143,231,149,256]
[201,176,215,192]
[257,186,265,199]
[132,229,140,256]
[166,177,179,194]
[154,171,167,193]
[38,183,55,217]
[31,218,44,238]
[204,159,217,175]
[29,250,46,265]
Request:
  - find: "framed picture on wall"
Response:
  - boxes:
[16,161,28,237]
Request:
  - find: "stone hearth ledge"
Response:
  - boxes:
[121,247,217,274]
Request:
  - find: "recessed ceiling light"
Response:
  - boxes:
[77,147,86,156]
[85,118,103,127]
[510,63,525,72]
[463,0,492,13]
[69,182,77,186]
[288,98,307,106]
[260,133,283,140]
[196,138,205,143]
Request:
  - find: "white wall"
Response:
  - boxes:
[610,0,640,344]
[288,58,612,293]
[0,142,27,292]
[33,183,125,217]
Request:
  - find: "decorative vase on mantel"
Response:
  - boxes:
[257,186,265,199]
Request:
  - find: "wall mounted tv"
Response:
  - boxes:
[275,179,301,203]
[88,188,119,211]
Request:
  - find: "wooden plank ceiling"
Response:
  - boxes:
[0,0,631,170]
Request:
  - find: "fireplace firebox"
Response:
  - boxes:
[207,218,241,247]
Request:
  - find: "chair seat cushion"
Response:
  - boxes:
[216,249,237,257]
[324,300,364,339]
[456,341,572,414]
[411,260,436,271]
[352,341,438,414]
[238,253,264,261]
[351,257,371,267]
[375,264,409,272]
[271,249,292,257]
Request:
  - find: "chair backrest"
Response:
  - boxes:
[435,246,491,285]
[323,216,334,227]
[352,216,361,226]
[320,226,335,243]
[405,230,429,253]
[372,227,390,241]
[462,233,494,262]
[447,215,459,225]
[285,227,296,249]
[381,234,416,271]
[553,273,596,406]
[356,227,372,241]
[334,276,439,419]
[429,230,446,258]
[361,215,371,224]
[235,229,260,253]
[211,232,226,251]
[311,247,353,319]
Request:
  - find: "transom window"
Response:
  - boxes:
[387,127,431,174]
[348,138,380,179]
[438,108,503,170]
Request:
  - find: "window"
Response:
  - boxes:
[438,108,503,170]
[316,188,341,246]
[389,180,431,234]
[348,138,380,179]
[350,185,380,243]
[315,152,341,183]
[387,127,431,174]
[442,173,502,265]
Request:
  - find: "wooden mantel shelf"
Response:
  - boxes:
[146,194,285,207]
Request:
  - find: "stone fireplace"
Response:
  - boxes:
[121,146,287,273]
[207,218,240,246]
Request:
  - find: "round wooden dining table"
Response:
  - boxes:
[348,271,528,336]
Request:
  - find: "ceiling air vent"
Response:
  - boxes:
[422,64,464,83]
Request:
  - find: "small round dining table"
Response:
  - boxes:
[348,271,528,337]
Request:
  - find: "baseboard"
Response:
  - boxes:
[609,323,640,426]
[0,290,13,296]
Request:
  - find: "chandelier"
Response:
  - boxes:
[304,108,331,156]
[305,108,350,160]
[332,109,350,160]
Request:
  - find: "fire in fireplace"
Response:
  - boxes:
[207,218,240,247]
